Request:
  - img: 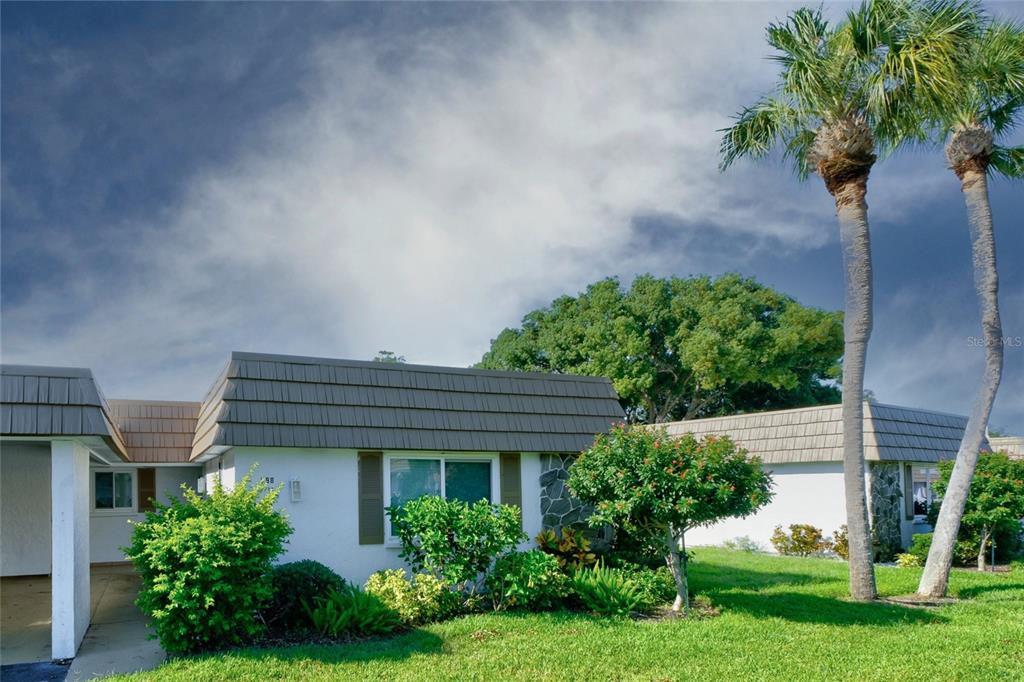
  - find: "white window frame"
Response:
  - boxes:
[910,465,939,523]
[382,452,499,543]
[91,468,137,515]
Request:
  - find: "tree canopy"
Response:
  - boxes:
[931,451,1024,568]
[477,274,843,423]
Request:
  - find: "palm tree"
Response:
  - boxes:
[720,1,973,601]
[917,16,1024,598]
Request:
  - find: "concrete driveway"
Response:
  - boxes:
[1,565,164,679]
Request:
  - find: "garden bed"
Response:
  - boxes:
[104,549,1024,681]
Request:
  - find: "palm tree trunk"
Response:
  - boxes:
[834,176,877,602]
[919,165,1002,597]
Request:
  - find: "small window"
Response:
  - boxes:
[911,466,939,520]
[95,471,134,511]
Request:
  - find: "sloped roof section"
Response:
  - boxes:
[661,401,966,464]
[192,352,625,459]
[0,364,128,459]
[108,400,202,463]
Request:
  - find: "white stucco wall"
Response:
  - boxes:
[0,442,53,576]
[687,460,938,552]
[686,462,850,550]
[203,451,235,492]
[89,466,202,563]
[223,447,543,585]
[50,439,91,659]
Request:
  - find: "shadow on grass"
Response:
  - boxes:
[692,560,943,626]
[187,628,446,667]
[954,580,1024,600]
[709,590,944,626]
[690,562,837,593]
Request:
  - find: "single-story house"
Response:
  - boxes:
[0,352,624,659]
[660,401,969,553]
[990,435,1024,459]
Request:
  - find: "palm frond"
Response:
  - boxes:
[718,98,803,171]
[988,144,1024,179]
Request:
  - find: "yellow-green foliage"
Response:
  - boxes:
[896,553,923,568]
[365,570,461,624]
[770,524,832,557]
[124,469,292,654]
[486,550,569,612]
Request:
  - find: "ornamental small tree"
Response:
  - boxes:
[569,425,773,612]
[931,451,1024,570]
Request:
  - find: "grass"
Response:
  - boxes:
[108,549,1024,681]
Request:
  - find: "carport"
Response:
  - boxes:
[1,366,129,662]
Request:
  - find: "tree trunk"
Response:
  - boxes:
[665,525,689,612]
[977,526,990,571]
[918,163,1003,597]
[834,175,877,602]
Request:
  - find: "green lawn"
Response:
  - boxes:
[109,549,1024,681]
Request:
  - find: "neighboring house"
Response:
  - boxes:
[990,435,1024,459]
[0,352,624,658]
[660,402,968,553]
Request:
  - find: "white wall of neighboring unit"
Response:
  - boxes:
[89,466,203,563]
[0,442,53,576]
[227,448,544,585]
[686,462,849,550]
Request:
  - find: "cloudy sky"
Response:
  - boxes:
[2,2,1022,429]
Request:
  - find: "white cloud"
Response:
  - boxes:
[5,0,1016,427]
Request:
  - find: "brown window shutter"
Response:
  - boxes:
[499,453,522,526]
[903,464,914,520]
[358,451,385,545]
[138,468,157,513]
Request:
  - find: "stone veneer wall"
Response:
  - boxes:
[869,461,904,560]
[538,453,612,549]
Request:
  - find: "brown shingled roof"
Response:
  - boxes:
[661,401,967,464]
[191,351,625,459]
[108,399,201,463]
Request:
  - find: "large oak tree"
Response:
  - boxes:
[478,273,843,424]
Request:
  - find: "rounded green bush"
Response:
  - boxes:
[264,560,346,633]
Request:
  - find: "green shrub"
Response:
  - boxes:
[364,569,462,624]
[486,550,569,611]
[263,560,346,633]
[304,585,402,638]
[124,469,292,654]
[610,563,676,613]
[535,526,598,571]
[387,496,525,592]
[571,564,642,617]
[721,536,763,553]
[832,525,849,560]
[907,533,933,564]
[896,553,922,567]
[770,524,832,557]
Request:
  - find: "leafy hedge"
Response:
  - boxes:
[125,470,292,654]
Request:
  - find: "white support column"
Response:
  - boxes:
[51,439,91,659]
